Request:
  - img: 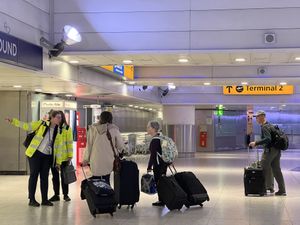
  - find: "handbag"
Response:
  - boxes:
[23,122,44,148]
[106,128,121,173]
[141,173,157,195]
[63,162,77,184]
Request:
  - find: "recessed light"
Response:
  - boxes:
[235,58,246,62]
[241,82,248,85]
[204,82,211,86]
[149,108,153,111]
[178,58,189,63]
[139,107,144,109]
[280,82,287,85]
[295,57,300,61]
[13,85,22,88]
[282,104,286,107]
[128,105,133,107]
[65,94,72,97]
[123,60,133,64]
[69,60,79,64]
[134,106,139,108]
[168,83,176,90]
[127,81,136,85]
[35,89,42,92]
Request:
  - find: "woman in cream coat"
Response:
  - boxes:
[82,111,124,184]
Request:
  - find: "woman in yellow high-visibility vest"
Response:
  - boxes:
[49,111,73,202]
[5,110,63,207]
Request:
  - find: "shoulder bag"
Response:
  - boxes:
[106,128,121,173]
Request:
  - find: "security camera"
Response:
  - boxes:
[257,67,267,75]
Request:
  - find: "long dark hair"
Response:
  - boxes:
[58,110,68,127]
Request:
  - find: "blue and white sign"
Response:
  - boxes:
[0,31,42,70]
[113,65,124,75]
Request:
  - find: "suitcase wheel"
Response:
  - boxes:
[130,204,134,209]
[118,204,122,209]
[185,204,190,209]
[199,203,203,207]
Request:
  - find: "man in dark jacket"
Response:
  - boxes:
[249,110,286,196]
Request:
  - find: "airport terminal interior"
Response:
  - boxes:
[1,1,300,225]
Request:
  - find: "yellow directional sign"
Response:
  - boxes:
[101,65,134,80]
[223,85,294,95]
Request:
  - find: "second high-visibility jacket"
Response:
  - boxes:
[11,118,63,165]
[59,124,73,162]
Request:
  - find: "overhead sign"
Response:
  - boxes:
[0,31,43,70]
[101,65,134,80]
[223,85,294,95]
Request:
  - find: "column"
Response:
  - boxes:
[162,105,196,158]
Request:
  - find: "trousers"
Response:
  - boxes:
[51,161,69,196]
[28,151,52,202]
[261,148,286,192]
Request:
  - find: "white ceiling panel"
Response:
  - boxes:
[54,0,190,13]
[54,11,189,33]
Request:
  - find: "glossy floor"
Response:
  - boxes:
[1,150,300,225]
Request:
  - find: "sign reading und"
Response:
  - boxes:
[0,31,42,70]
[223,85,294,95]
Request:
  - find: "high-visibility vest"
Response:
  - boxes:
[59,124,73,161]
[11,118,63,165]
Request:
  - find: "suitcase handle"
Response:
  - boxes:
[168,163,177,175]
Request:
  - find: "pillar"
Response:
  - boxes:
[162,105,196,158]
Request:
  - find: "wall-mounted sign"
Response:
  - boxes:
[0,31,43,70]
[223,85,294,95]
[101,65,134,80]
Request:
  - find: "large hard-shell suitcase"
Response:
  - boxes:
[174,171,210,207]
[157,175,187,210]
[244,148,265,196]
[114,160,140,209]
[81,167,117,217]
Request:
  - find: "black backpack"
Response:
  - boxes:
[269,125,289,151]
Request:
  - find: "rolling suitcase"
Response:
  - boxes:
[114,160,140,209]
[174,171,210,207]
[244,148,265,196]
[81,167,117,217]
[157,165,187,210]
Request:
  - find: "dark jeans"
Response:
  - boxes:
[153,163,168,202]
[92,174,111,186]
[51,161,69,196]
[27,151,52,202]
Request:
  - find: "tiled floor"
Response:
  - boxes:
[1,150,300,225]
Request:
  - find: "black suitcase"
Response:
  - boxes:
[174,171,210,207]
[114,160,140,209]
[244,148,265,196]
[157,175,187,210]
[81,168,117,217]
[244,167,265,196]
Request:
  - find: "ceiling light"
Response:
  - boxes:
[35,88,42,92]
[65,94,72,97]
[69,60,79,64]
[178,58,189,63]
[139,107,144,109]
[204,82,211,86]
[241,82,248,85]
[13,85,22,88]
[63,25,82,45]
[134,106,139,108]
[149,108,153,111]
[235,58,246,62]
[128,105,133,107]
[123,60,133,64]
[127,81,136,85]
[295,57,300,61]
[280,82,287,85]
[168,83,176,90]
[282,104,286,107]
